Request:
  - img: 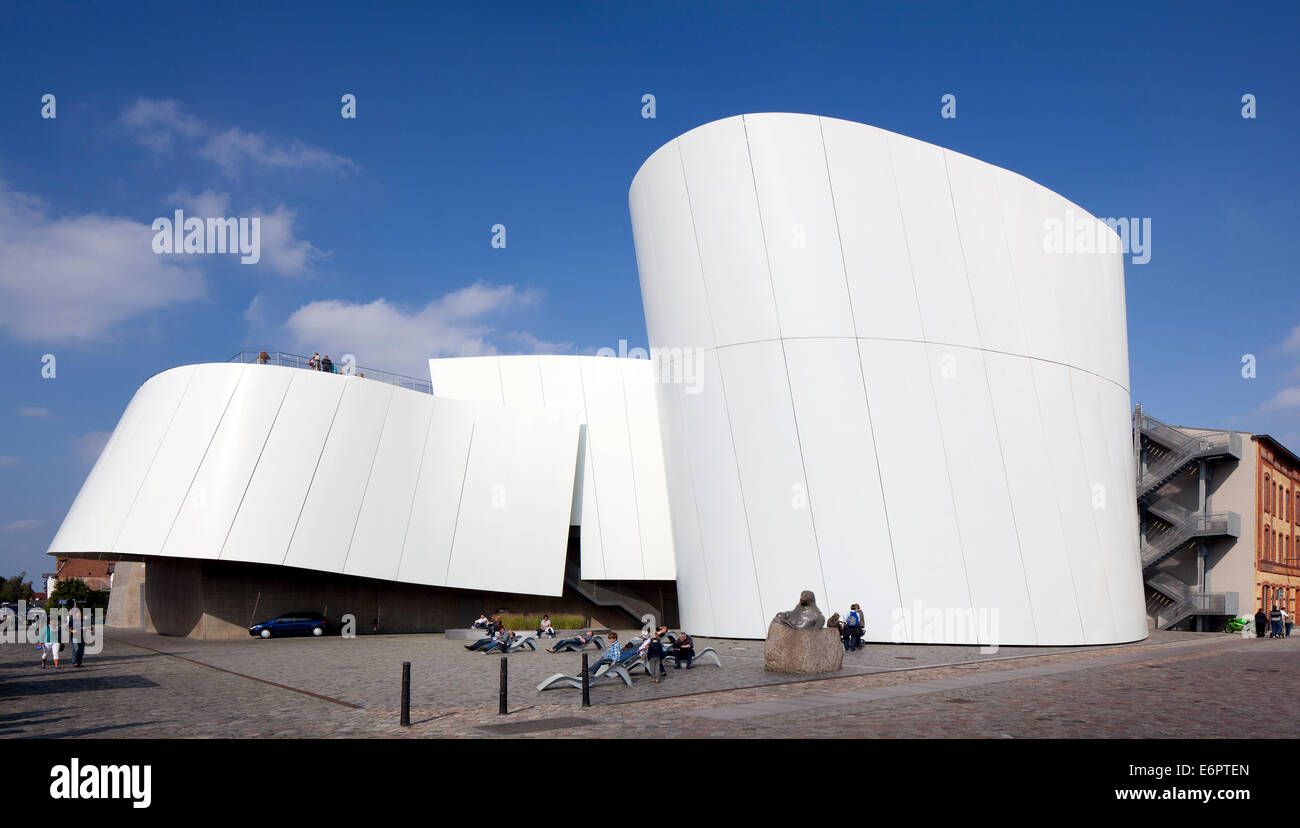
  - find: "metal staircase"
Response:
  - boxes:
[563,563,661,628]
[1136,413,1241,501]
[1136,411,1242,630]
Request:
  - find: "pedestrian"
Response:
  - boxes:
[257,350,270,365]
[1269,605,1283,638]
[71,604,85,668]
[1283,606,1293,639]
[646,635,665,683]
[309,352,320,370]
[40,616,59,669]
[322,355,334,373]
[1255,607,1268,638]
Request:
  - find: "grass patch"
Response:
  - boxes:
[500,613,586,631]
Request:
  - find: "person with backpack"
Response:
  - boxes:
[843,603,864,651]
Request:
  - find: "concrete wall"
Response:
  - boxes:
[140,557,663,640]
[105,560,149,629]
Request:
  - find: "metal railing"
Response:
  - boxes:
[1156,592,1228,629]
[228,350,432,395]
[1141,511,1241,569]
[1136,413,1241,497]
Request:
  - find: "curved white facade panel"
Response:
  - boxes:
[428,355,676,582]
[629,113,1144,644]
[49,364,581,597]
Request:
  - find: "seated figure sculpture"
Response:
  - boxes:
[773,590,825,630]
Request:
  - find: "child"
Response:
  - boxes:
[646,635,665,683]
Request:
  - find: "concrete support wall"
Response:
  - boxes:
[141,557,660,639]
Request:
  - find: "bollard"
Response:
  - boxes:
[581,653,590,707]
[499,656,508,715]
[401,661,411,727]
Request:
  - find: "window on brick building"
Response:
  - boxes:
[1266,475,1272,513]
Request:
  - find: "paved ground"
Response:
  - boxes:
[2,627,1295,738]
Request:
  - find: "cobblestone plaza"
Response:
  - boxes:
[3,629,1294,739]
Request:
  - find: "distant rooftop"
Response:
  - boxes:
[228,350,432,394]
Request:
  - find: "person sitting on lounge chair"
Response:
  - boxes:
[588,632,622,675]
[547,630,595,653]
[482,624,514,653]
[672,632,695,668]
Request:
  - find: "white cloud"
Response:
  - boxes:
[198,128,357,177]
[0,181,204,342]
[244,293,267,328]
[3,519,43,533]
[1262,387,1300,411]
[17,407,50,418]
[120,98,206,154]
[1283,325,1300,354]
[252,204,327,276]
[284,283,544,377]
[504,330,573,354]
[167,191,326,277]
[120,99,356,177]
[74,431,111,465]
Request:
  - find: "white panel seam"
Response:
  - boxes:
[443,420,477,584]
[215,370,295,561]
[392,396,438,581]
[617,361,648,580]
[819,115,908,634]
[576,363,608,579]
[339,387,398,572]
[680,130,762,630]
[741,113,831,613]
[942,149,1040,646]
[157,366,249,558]
[109,366,198,551]
[280,378,357,566]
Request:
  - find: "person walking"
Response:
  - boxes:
[40,616,59,669]
[1255,607,1268,638]
[71,605,85,668]
[1269,605,1284,638]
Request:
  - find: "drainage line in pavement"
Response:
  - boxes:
[108,635,363,710]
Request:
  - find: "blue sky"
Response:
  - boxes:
[0,0,1296,580]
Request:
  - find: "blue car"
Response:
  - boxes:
[249,612,330,639]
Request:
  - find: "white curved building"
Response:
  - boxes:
[629,113,1144,644]
[49,114,1145,645]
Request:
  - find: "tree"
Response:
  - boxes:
[48,577,95,609]
[0,572,35,603]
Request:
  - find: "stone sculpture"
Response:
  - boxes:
[773,590,825,630]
